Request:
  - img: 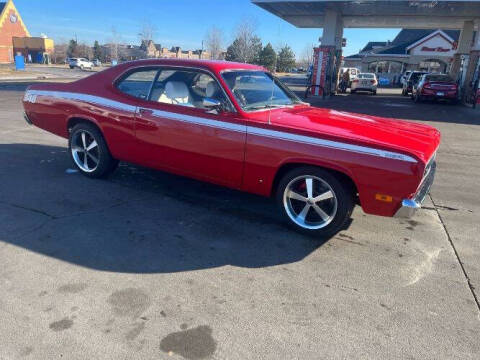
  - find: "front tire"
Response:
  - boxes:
[276,167,354,238]
[69,123,118,178]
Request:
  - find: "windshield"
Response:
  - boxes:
[221,71,302,111]
[410,72,426,81]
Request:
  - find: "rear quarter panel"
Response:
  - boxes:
[23,68,139,163]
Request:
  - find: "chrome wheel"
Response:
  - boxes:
[71,130,99,173]
[283,175,338,230]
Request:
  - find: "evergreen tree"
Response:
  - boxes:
[225,39,242,62]
[67,39,78,58]
[276,45,296,72]
[93,40,102,60]
[259,43,276,72]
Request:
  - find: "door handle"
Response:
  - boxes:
[138,108,153,116]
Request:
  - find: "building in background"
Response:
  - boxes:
[139,40,210,60]
[0,0,29,63]
[0,0,54,64]
[344,29,461,84]
[13,35,54,63]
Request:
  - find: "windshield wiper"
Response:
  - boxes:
[245,103,292,111]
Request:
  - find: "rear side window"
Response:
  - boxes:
[426,75,453,82]
[116,69,158,99]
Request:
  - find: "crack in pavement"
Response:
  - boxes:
[7,203,57,219]
[429,194,480,314]
[2,195,152,241]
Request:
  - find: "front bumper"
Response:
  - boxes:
[23,111,32,125]
[395,160,436,218]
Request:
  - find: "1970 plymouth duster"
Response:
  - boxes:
[22,59,440,237]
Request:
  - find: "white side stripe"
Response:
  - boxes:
[247,127,417,162]
[151,109,245,133]
[24,90,417,163]
[26,90,136,112]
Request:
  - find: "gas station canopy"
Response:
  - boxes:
[252,0,480,29]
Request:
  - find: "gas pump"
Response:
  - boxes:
[471,58,480,108]
[457,54,470,99]
[309,46,336,97]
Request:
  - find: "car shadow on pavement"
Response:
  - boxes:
[0,143,339,273]
[0,82,40,92]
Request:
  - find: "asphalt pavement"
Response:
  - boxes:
[0,78,479,360]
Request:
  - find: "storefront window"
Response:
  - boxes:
[368,61,404,74]
[419,60,447,73]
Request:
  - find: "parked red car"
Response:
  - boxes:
[22,59,440,237]
[412,74,458,103]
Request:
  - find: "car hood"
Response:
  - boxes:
[247,105,440,164]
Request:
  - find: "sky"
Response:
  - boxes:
[14,0,401,58]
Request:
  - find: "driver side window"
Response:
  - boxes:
[149,68,232,111]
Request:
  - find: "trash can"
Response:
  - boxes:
[14,55,25,71]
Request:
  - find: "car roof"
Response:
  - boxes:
[114,58,266,73]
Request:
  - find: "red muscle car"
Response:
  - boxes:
[22,59,440,237]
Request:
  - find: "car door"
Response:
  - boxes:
[132,67,246,188]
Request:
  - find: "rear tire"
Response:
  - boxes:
[68,123,118,178]
[276,167,354,238]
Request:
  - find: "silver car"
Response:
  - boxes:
[351,73,378,95]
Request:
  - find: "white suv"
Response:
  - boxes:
[69,58,93,70]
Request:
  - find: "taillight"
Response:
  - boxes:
[424,82,431,89]
[370,80,376,84]
[352,79,359,83]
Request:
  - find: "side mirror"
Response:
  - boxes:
[203,98,223,113]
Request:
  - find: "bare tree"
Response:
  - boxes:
[52,37,68,64]
[299,43,315,68]
[226,18,262,63]
[76,42,93,59]
[109,27,121,62]
[138,20,157,42]
[205,26,223,60]
[235,18,258,63]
